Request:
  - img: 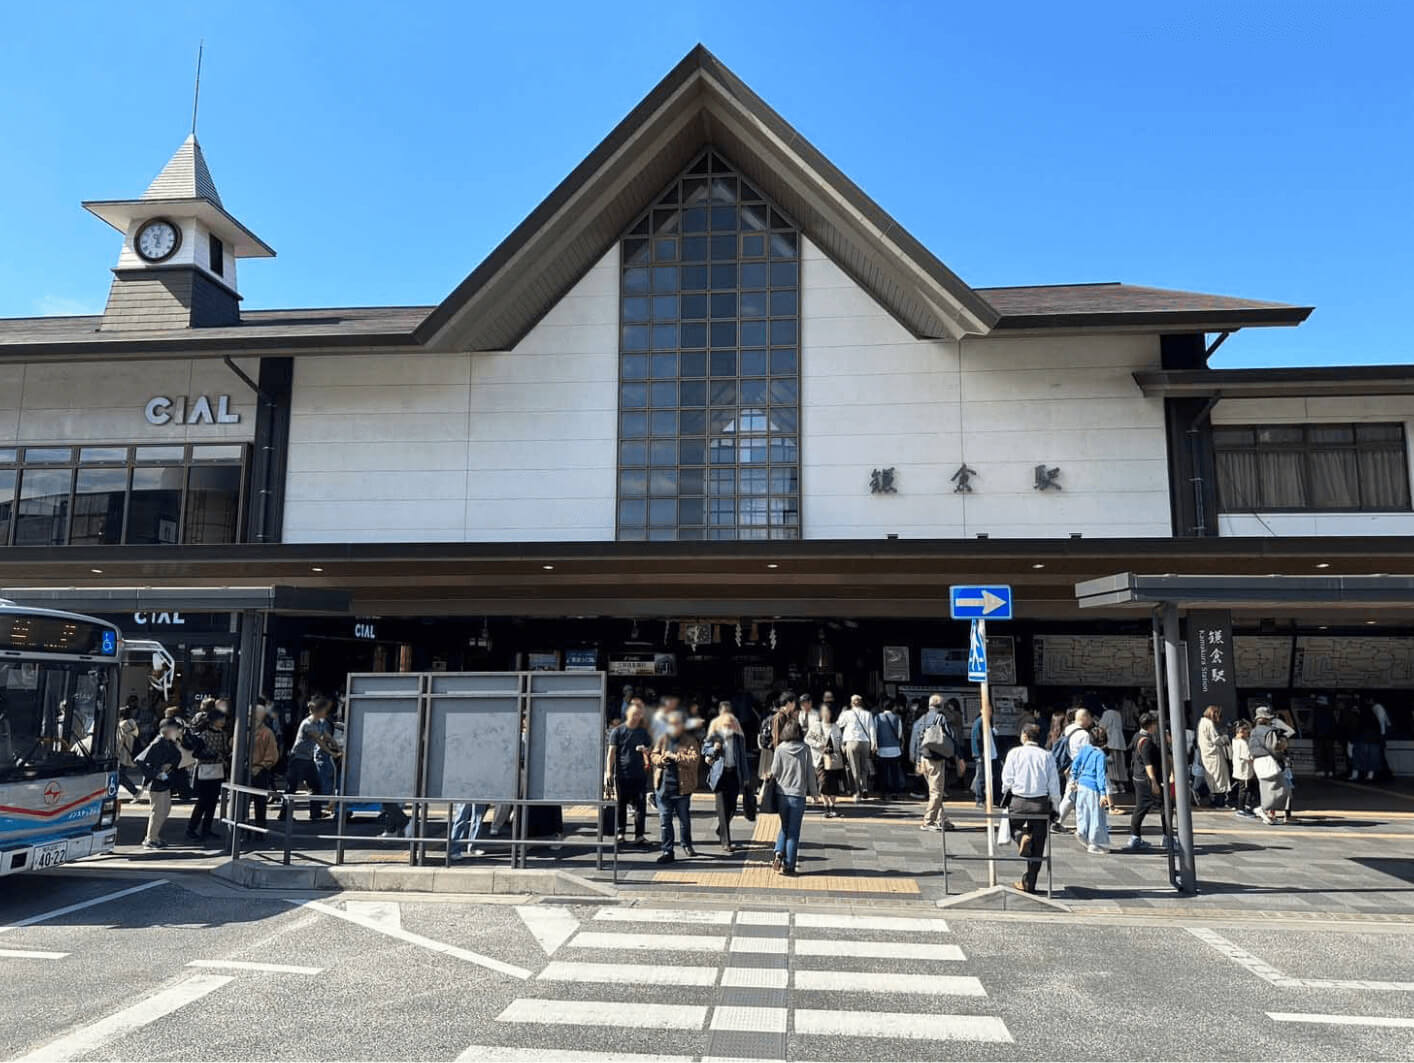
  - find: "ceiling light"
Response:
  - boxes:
[1366,619,1378,625]
[542,564,555,571]
[1315,562,1330,569]
[311,566,324,573]
[89,568,103,574]
[766,562,779,569]
[1031,563,1045,570]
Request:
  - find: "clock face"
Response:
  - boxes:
[135,218,180,262]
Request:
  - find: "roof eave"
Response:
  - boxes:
[82,198,276,258]
[0,331,421,363]
[1133,365,1414,399]
[991,306,1314,333]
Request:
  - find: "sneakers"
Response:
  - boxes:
[682,845,697,858]
[1125,835,1150,851]
[771,853,785,874]
[452,848,486,860]
[920,822,942,832]
[1086,844,1108,854]
[1256,809,1275,825]
[655,851,675,864]
[142,839,165,850]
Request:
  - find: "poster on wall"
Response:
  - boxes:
[1186,611,1238,720]
[526,651,561,672]
[1293,637,1414,689]
[564,649,598,672]
[608,653,677,677]
[921,647,965,676]
[882,646,910,682]
[921,639,1015,683]
[1234,636,1294,688]
[1032,634,1155,687]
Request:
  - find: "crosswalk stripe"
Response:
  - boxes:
[795,912,949,933]
[721,967,788,988]
[735,910,790,925]
[187,960,322,975]
[567,931,727,953]
[538,961,717,987]
[594,908,733,925]
[728,936,788,954]
[793,970,986,996]
[794,939,965,961]
[0,948,68,960]
[1268,1012,1414,1029]
[794,1009,1014,1043]
[496,999,706,1030]
[709,1006,788,1033]
[457,1047,692,1062]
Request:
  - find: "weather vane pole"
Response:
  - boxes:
[190,40,204,136]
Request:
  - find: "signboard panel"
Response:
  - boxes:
[1186,610,1238,722]
[1234,636,1294,688]
[1294,637,1414,689]
[949,585,1013,621]
[343,674,421,797]
[423,674,522,802]
[525,673,606,801]
[1033,634,1155,687]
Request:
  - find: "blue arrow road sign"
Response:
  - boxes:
[949,584,1013,621]
[968,619,988,682]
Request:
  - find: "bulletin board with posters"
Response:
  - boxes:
[1033,635,1155,687]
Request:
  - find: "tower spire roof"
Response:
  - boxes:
[142,133,223,207]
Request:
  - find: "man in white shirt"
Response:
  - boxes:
[838,694,877,802]
[1000,723,1062,894]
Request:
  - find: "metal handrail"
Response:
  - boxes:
[219,782,619,883]
[939,806,1055,899]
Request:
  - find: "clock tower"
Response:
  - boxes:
[83,133,274,331]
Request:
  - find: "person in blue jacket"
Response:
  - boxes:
[1071,725,1112,853]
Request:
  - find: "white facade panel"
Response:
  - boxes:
[281,248,620,544]
[798,236,1171,539]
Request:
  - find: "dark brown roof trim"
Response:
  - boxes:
[1135,364,1414,398]
[993,306,1314,331]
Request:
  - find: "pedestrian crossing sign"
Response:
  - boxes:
[968,619,987,682]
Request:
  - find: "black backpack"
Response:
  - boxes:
[758,714,776,752]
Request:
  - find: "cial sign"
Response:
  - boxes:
[144,395,241,426]
[949,584,1013,621]
[354,622,377,640]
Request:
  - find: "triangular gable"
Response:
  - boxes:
[418,45,998,351]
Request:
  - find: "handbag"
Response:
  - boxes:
[996,811,1012,845]
[822,736,844,773]
[742,784,757,822]
[758,777,780,817]
[195,762,225,781]
[1253,755,1283,781]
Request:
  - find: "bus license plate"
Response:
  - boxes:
[33,842,69,869]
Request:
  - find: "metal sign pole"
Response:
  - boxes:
[1161,602,1198,892]
[977,617,997,888]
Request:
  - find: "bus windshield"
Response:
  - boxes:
[0,660,114,783]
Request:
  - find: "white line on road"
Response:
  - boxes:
[1268,1012,1414,1029]
[0,879,168,934]
[709,1006,788,1033]
[734,910,790,925]
[12,974,233,1062]
[0,948,68,960]
[457,1048,693,1062]
[793,970,986,996]
[187,959,323,975]
[794,939,965,961]
[290,899,531,980]
[1185,927,1286,984]
[497,998,707,1030]
[1187,927,1414,992]
[594,907,734,925]
[721,967,788,988]
[728,936,789,954]
[794,1008,1013,1043]
[567,930,727,952]
[537,960,717,987]
[794,912,950,933]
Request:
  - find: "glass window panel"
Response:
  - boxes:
[184,465,241,545]
[740,497,768,524]
[740,291,767,318]
[680,468,704,494]
[620,441,647,466]
[710,263,736,289]
[630,216,652,235]
[739,409,767,433]
[710,438,735,464]
[740,262,767,288]
[622,325,650,351]
[770,347,797,374]
[739,179,762,201]
[710,292,736,318]
[646,528,677,541]
[680,293,708,319]
[0,448,16,463]
[623,297,650,323]
[681,206,708,233]
[1257,452,1307,509]
[624,238,650,265]
[14,467,72,545]
[769,231,798,258]
[770,379,798,404]
[621,383,647,409]
[652,266,678,292]
[710,207,737,232]
[741,234,766,258]
[1356,423,1403,443]
[740,350,767,377]
[1359,447,1411,508]
[620,412,648,438]
[710,469,735,494]
[680,353,706,378]
[0,469,13,545]
[126,466,183,545]
[1308,424,1354,444]
[679,380,706,407]
[769,319,797,345]
[621,354,647,379]
[681,265,709,291]
[623,268,650,294]
[135,445,185,462]
[741,204,769,231]
[710,322,736,348]
[69,467,127,545]
[653,238,678,262]
[710,177,736,203]
[770,261,798,287]
[770,290,797,316]
[770,208,792,229]
[648,499,676,525]
[709,498,735,525]
[191,445,243,461]
[711,231,738,259]
[769,408,798,433]
[770,436,799,463]
[769,468,799,494]
[650,411,676,436]
[711,381,737,406]
[652,208,679,233]
[1308,449,1359,508]
[650,381,676,407]
[652,295,678,320]
[619,527,647,541]
[1212,428,1254,447]
[649,441,677,466]
[683,177,709,203]
[618,499,646,525]
[740,437,768,464]
[23,448,72,464]
[650,469,678,494]
[1257,426,1302,445]
[679,438,705,465]
[681,235,708,262]
[651,324,676,350]
[678,498,703,525]
[687,155,710,175]
[619,470,647,497]
[79,447,128,463]
[710,351,736,377]
[741,379,767,405]
[679,321,706,349]
[740,321,767,347]
[740,469,768,495]
[658,185,681,206]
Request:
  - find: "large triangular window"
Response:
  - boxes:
[616,151,801,541]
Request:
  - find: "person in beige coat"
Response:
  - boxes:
[1197,705,1234,806]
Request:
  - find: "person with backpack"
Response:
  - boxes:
[116,704,143,800]
[1052,707,1093,832]
[911,694,965,831]
[1126,712,1171,850]
[135,717,185,850]
[837,695,876,801]
[874,699,905,800]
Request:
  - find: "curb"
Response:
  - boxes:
[210,859,618,897]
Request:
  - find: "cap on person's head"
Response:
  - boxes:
[1254,705,1274,721]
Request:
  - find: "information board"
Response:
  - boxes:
[1293,637,1414,689]
[1033,634,1155,687]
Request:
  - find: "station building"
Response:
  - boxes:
[1,47,1411,773]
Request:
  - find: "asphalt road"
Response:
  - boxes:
[2,870,1412,1062]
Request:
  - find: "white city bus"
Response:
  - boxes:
[0,600,122,876]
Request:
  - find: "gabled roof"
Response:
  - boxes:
[143,134,223,206]
[417,45,1001,351]
[979,282,1312,331]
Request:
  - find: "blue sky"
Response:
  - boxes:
[1,1,1409,367]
